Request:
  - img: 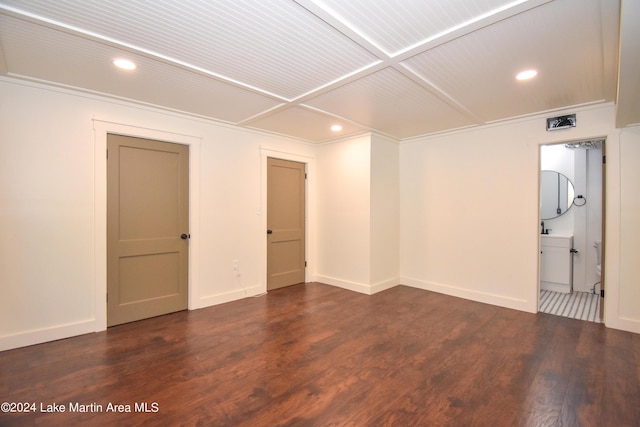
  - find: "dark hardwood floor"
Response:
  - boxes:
[1,283,639,426]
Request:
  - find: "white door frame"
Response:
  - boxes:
[93,119,201,331]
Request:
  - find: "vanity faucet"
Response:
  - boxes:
[541,221,550,235]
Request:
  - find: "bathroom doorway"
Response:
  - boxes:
[538,138,605,323]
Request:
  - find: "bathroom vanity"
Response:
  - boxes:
[540,235,574,293]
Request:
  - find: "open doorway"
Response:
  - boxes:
[538,138,605,323]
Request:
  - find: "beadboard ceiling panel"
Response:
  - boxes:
[247,106,368,142]
[401,0,619,123]
[304,68,476,138]
[302,0,521,56]
[0,0,378,99]
[0,0,637,142]
[0,14,282,123]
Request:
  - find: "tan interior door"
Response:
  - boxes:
[267,158,305,290]
[107,134,189,326]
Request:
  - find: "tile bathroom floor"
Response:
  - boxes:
[540,289,601,322]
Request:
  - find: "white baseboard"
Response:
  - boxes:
[315,276,400,295]
[196,284,264,308]
[606,316,640,334]
[0,285,265,352]
[0,279,539,352]
[370,278,400,294]
[400,276,534,313]
[0,319,97,352]
[314,276,374,295]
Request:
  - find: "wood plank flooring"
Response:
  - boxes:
[1,283,639,426]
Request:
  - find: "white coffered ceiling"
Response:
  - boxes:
[0,0,637,142]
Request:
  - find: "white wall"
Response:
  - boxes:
[0,78,316,350]
[570,145,603,293]
[585,147,603,291]
[315,133,400,294]
[617,126,640,331]
[1,81,96,345]
[399,104,624,321]
[315,135,372,292]
[370,133,399,291]
[2,78,638,351]
[399,121,538,312]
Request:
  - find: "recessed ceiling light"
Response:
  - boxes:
[330,124,343,132]
[516,69,537,81]
[113,58,137,70]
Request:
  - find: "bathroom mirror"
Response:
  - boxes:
[540,170,575,220]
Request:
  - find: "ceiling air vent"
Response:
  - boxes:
[546,114,576,131]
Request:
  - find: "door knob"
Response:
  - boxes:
[267,229,273,234]
[181,233,190,240]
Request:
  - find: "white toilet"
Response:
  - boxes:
[594,241,602,277]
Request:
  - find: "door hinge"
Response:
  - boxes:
[305,261,307,267]
[305,173,307,179]
[602,155,606,164]
[600,289,605,298]
[106,149,108,159]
